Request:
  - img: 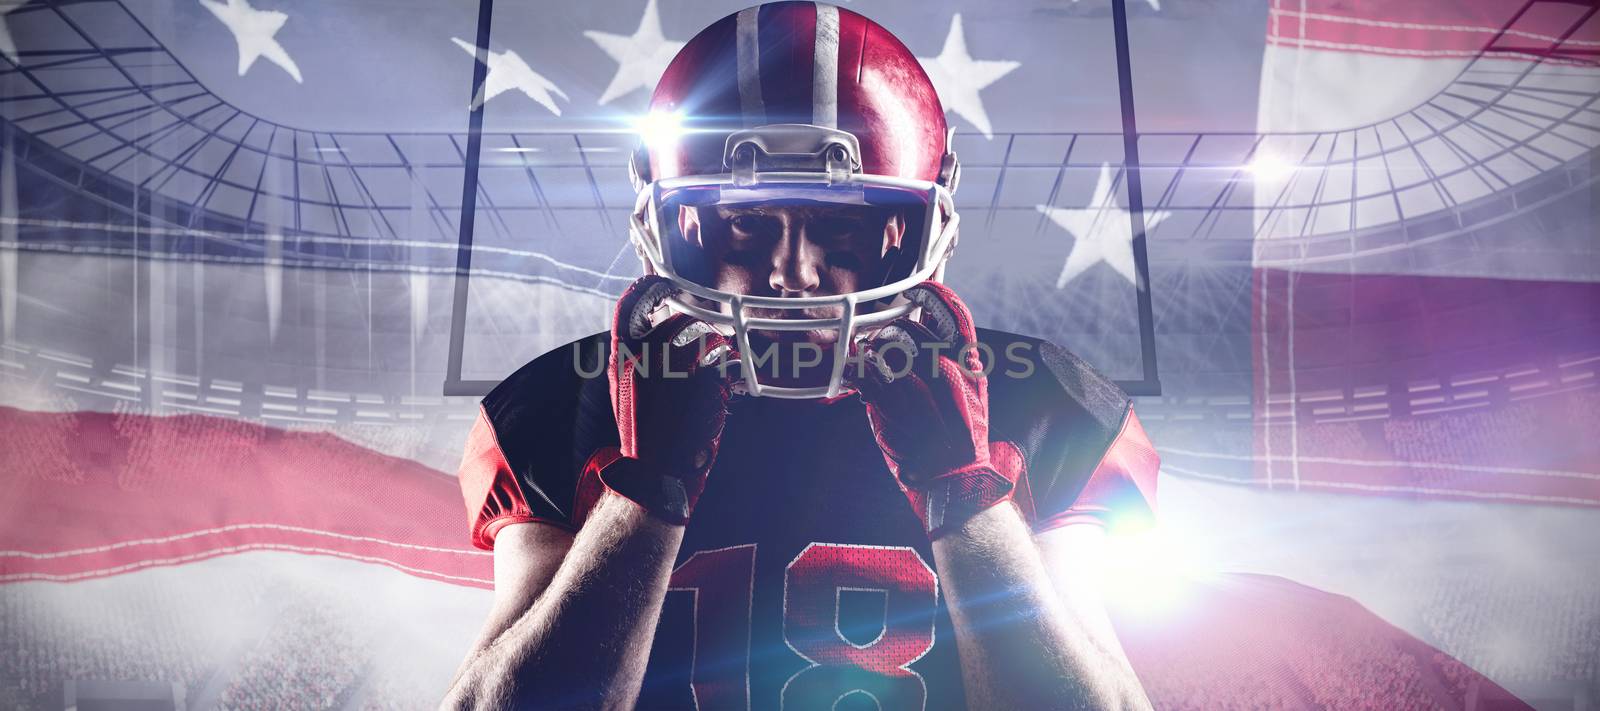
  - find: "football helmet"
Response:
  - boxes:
[627,1,962,399]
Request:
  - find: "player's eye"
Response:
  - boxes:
[728,214,778,239]
[807,217,872,248]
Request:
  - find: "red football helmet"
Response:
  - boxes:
[627,1,962,399]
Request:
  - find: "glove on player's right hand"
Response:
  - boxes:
[852,281,1018,540]
[598,275,736,525]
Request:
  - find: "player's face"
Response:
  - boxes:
[677,203,906,346]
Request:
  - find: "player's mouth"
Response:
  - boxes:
[745,305,846,345]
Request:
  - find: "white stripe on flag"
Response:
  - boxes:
[1159,446,1600,481]
[0,523,492,560]
[0,543,495,585]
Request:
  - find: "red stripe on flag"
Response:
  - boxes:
[1113,573,1533,709]
[1251,269,1600,504]
[1267,0,1599,58]
[0,407,492,587]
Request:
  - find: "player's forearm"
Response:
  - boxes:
[932,504,1152,711]
[444,492,682,710]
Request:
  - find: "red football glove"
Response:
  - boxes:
[852,282,1019,540]
[598,275,737,525]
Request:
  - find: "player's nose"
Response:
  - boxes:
[768,227,822,296]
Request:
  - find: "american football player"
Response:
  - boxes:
[443,3,1159,708]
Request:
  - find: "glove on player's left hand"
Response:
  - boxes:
[852,282,1019,540]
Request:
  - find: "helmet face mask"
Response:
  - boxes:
[627,3,961,399]
[628,140,959,399]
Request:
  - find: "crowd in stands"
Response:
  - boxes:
[357,653,449,710]
[0,575,232,705]
[0,566,473,710]
[3,561,1597,708]
[1294,419,1368,457]
[216,589,367,711]
[1383,398,1545,472]
[1418,571,1600,685]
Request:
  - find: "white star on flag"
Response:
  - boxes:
[0,0,26,64]
[451,38,569,115]
[198,0,302,83]
[917,14,1019,139]
[585,0,685,106]
[1037,163,1168,288]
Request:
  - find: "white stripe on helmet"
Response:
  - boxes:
[735,7,767,126]
[811,3,840,128]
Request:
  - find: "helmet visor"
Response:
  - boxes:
[655,182,934,295]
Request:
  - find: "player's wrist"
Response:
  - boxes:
[596,453,709,526]
[926,497,1028,548]
[912,463,1017,540]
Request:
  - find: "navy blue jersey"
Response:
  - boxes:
[458,328,1158,710]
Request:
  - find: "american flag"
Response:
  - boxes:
[0,0,1596,707]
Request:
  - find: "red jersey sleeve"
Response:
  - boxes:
[1033,408,1160,532]
[457,405,544,550]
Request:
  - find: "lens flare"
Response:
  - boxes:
[1246,152,1297,182]
[634,110,686,149]
[1100,518,1214,616]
